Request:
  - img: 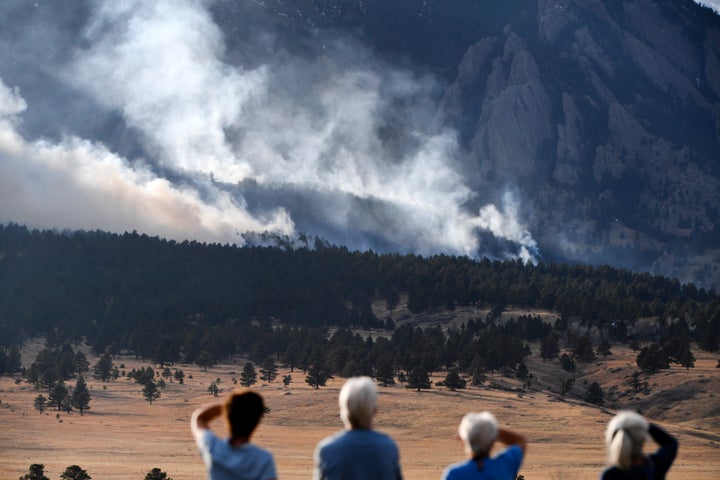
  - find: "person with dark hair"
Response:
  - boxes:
[191,389,277,480]
[313,376,403,480]
[601,410,678,480]
[441,411,526,480]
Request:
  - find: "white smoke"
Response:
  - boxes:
[1,0,539,261]
[696,0,720,13]
[474,192,539,263]
[0,78,293,242]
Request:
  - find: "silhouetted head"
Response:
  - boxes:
[339,376,377,430]
[458,412,499,459]
[605,410,649,470]
[224,389,266,439]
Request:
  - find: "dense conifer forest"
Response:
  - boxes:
[1,223,718,385]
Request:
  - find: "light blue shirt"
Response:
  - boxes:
[196,429,277,480]
[314,429,403,480]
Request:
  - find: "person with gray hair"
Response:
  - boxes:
[441,411,526,480]
[600,410,677,480]
[313,376,403,480]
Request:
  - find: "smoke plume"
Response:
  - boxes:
[0,0,539,261]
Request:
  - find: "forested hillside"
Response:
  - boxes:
[1,223,718,355]
[2,222,720,424]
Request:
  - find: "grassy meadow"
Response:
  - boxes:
[1,338,719,480]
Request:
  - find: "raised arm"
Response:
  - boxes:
[191,402,223,440]
[649,424,677,447]
[648,423,678,475]
[496,427,527,455]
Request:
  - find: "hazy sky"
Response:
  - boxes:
[0,1,716,261]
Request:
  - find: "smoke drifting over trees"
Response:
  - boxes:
[0,0,538,263]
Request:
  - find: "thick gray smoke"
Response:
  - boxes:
[0,0,538,260]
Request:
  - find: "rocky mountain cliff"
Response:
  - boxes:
[1,0,718,289]
[210,0,720,288]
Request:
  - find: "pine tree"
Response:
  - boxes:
[560,377,574,396]
[636,343,669,373]
[282,341,301,373]
[240,362,257,387]
[515,362,529,380]
[406,366,431,391]
[8,345,22,373]
[260,357,278,382]
[74,351,90,377]
[197,351,216,372]
[443,369,466,391]
[142,380,161,404]
[305,363,332,389]
[699,321,719,352]
[559,353,576,373]
[71,376,91,415]
[19,463,49,480]
[144,468,173,480]
[60,465,91,480]
[33,394,48,414]
[584,382,604,405]
[540,333,559,361]
[375,358,395,387]
[48,381,69,411]
[93,353,114,382]
[678,346,696,370]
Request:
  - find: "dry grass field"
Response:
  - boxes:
[1,338,719,480]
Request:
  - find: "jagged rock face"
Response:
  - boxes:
[432,0,720,287]
[468,32,554,182]
[212,0,720,287]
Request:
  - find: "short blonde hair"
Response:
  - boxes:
[458,412,499,458]
[339,376,377,429]
[605,410,649,469]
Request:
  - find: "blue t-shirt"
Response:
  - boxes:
[196,429,277,480]
[314,429,403,480]
[441,445,524,480]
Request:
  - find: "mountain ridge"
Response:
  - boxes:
[1,0,719,288]
[190,0,720,288]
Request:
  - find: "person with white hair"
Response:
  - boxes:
[600,410,678,480]
[441,411,526,480]
[313,376,403,480]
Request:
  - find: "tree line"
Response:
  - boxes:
[1,223,718,382]
[21,341,195,412]
[16,301,710,424]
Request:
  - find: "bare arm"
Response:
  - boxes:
[191,402,223,441]
[496,427,527,455]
